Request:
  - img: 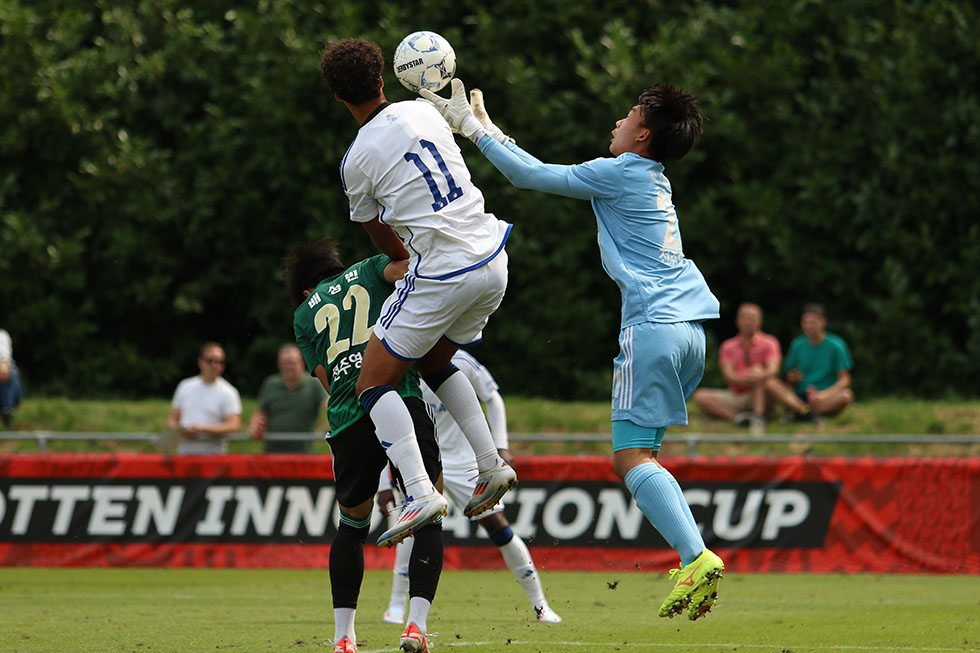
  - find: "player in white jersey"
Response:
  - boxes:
[320,38,517,623]
[422,81,725,622]
[377,351,562,625]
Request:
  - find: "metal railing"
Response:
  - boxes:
[509,432,980,455]
[2,430,980,454]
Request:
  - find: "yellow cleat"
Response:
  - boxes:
[658,549,725,620]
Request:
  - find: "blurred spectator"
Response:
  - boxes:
[166,342,242,454]
[248,343,327,453]
[780,303,854,419]
[0,328,24,428]
[692,303,810,434]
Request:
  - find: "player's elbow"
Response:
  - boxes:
[505,165,540,190]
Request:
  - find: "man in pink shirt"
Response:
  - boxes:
[693,303,809,434]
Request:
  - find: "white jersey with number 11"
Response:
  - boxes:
[340,100,511,281]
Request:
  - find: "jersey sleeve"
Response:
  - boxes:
[341,155,382,224]
[0,329,11,361]
[223,384,243,416]
[257,376,274,411]
[477,136,621,200]
[171,379,188,409]
[833,338,854,372]
[454,353,498,402]
[368,253,392,282]
[782,339,802,374]
[453,353,508,448]
[294,319,320,379]
[764,335,782,362]
[718,338,738,367]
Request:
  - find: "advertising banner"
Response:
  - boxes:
[0,454,977,573]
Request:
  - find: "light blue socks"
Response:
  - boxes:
[623,462,704,567]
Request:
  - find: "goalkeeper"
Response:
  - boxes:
[422,80,726,621]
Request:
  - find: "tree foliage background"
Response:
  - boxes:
[2,0,978,399]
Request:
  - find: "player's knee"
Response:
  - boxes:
[337,511,372,537]
[340,496,375,522]
[479,513,509,536]
[358,385,396,413]
[489,524,515,547]
[613,458,631,480]
[421,363,459,392]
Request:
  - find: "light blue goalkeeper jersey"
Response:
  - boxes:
[477,137,719,327]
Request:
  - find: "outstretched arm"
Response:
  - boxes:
[476,137,599,199]
[423,80,619,201]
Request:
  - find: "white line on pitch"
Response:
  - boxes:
[423,642,970,652]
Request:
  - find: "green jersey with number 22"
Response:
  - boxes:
[293,254,421,437]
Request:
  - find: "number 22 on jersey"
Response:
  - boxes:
[313,284,372,364]
[403,139,463,211]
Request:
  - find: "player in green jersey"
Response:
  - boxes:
[284,238,444,653]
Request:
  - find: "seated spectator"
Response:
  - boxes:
[692,303,810,434]
[780,303,854,418]
[248,343,327,453]
[166,342,242,454]
[0,328,24,428]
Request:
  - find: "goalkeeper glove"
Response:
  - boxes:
[420,79,486,144]
[469,88,512,145]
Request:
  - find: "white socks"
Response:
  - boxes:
[388,539,413,615]
[433,372,500,472]
[333,607,355,645]
[407,596,431,634]
[498,535,546,608]
[368,391,434,498]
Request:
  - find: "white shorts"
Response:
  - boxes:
[374,250,508,360]
[442,465,505,518]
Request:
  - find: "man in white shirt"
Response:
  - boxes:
[166,342,242,454]
[319,38,517,577]
[0,328,24,427]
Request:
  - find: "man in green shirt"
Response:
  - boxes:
[248,343,328,453]
[781,303,854,417]
[284,238,444,653]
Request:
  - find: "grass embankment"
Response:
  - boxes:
[2,396,979,457]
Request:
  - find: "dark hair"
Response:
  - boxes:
[282,238,347,306]
[320,38,384,105]
[802,302,827,318]
[637,84,704,161]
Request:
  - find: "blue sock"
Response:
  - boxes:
[624,462,704,567]
[665,474,701,543]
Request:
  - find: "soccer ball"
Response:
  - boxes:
[393,31,456,94]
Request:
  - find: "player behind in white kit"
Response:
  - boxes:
[378,351,562,625]
[320,38,517,547]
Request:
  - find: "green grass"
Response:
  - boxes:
[1,568,977,652]
[3,396,980,456]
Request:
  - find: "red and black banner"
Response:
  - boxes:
[0,454,977,573]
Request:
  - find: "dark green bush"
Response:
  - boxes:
[1,0,977,399]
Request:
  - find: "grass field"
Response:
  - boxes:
[1,568,977,652]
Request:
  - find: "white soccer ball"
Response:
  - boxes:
[393,31,456,94]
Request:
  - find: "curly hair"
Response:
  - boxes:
[321,38,384,105]
[281,238,347,306]
[638,84,704,161]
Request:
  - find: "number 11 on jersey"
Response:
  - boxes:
[403,139,463,211]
